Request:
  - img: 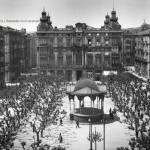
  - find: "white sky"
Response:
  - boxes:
[0,0,150,32]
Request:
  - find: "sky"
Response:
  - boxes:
[0,0,150,32]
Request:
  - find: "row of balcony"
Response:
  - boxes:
[38,63,121,70]
[135,56,149,63]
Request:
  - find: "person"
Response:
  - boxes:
[81,102,84,108]
[76,120,80,128]
[58,133,63,143]
[60,118,63,125]
[109,108,112,118]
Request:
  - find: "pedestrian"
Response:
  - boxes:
[60,118,63,125]
[58,133,63,143]
[109,108,112,118]
[76,120,80,128]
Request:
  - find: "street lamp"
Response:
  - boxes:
[103,115,106,150]
[88,118,93,150]
[93,127,103,150]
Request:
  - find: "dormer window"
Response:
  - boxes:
[88,33,91,36]
[105,41,109,45]
[96,33,100,36]
[96,40,100,46]
[88,39,92,46]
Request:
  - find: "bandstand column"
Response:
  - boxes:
[101,96,104,112]
[85,53,87,65]
[93,99,95,108]
[69,99,72,113]
[83,97,85,107]
[73,99,75,113]
[82,50,84,65]
[99,97,101,109]
[79,100,81,108]
[97,96,99,109]
[101,98,103,110]
[100,98,102,109]
[91,99,92,108]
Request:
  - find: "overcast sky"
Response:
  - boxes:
[0,0,150,32]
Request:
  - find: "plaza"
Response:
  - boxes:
[11,81,135,150]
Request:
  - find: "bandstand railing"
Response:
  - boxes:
[75,107,103,115]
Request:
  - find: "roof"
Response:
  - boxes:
[74,78,100,92]
[137,28,150,35]
[68,78,107,96]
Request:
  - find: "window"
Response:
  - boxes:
[39,47,48,56]
[101,36,104,43]
[96,33,100,36]
[57,54,63,65]
[96,39,100,46]
[39,38,47,45]
[105,41,109,45]
[49,38,54,46]
[66,55,72,65]
[66,70,72,81]
[66,39,71,47]
[95,54,101,66]
[40,57,48,67]
[49,55,55,67]
[87,54,93,66]
[88,39,92,46]
[57,38,63,47]
[76,51,82,65]
[76,39,81,46]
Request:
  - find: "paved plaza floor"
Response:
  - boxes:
[13,85,135,150]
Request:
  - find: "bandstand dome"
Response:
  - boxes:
[69,78,107,96]
[74,78,100,92]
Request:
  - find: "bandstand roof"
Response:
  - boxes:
[74,78,100,92]
[68,78,107,96]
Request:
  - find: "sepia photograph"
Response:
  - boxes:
[0,0,150,149]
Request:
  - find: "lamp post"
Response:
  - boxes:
[103,115,106,150]
[93,127,103,150]
[88,118,93,150]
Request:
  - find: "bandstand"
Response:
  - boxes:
[67,78,107,123]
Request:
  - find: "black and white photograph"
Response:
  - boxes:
[0,0,150,149]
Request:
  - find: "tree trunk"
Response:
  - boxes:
[41,129,43,137]
[36,131,40,145]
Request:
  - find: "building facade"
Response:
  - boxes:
[135,29,150,79]
[29,33,38,70]
[0,26,5,89]
[123,31,135,67]
[36,9,123,81]
[4,28,27,83]
[0,26,29,85]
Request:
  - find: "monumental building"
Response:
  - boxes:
[36,9,123,81]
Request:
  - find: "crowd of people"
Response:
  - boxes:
[107,74,150,149]
[0,75,66,150]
